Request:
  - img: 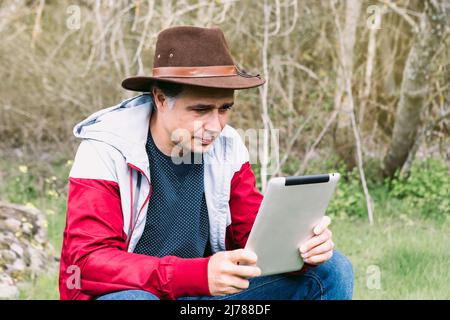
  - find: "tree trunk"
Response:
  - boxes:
[332,0,361,169]
[331,0,374,224]
[383,0,447,178]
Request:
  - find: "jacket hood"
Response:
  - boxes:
[73,94,238,171]
[73,94,153,169]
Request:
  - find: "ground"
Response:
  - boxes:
[18,206,450,300]
[1,157,448,300]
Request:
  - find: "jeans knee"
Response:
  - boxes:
[329,250,354,298]
[306,250,353,299]
[97,289,160,300]
[335,250,353,279]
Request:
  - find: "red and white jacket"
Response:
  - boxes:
[59,94,265,300]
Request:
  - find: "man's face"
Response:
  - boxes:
[155,85,234,154]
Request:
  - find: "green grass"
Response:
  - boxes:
[333,214,450,299]
[18,272,60,300]
[331,173,450,299]
[1,157,449,300]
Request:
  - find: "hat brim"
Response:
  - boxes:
[121,75,265,92]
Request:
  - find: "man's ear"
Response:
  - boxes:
[152,87,167,112]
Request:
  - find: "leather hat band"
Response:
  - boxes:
[152,65,237,78]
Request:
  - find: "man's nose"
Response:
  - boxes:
[204,110,223,133]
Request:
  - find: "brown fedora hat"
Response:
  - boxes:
[121,26,265,92]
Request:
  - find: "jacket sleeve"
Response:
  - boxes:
[59,141,210,300]
[226,161,263,250]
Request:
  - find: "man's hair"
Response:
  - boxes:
[151,81,184,109]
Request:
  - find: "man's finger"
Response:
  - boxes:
[230,265,262,279]
[303,250,333,265]
[228,249,258,265]
[225,287,243,295]
[313,216,331,235]
[301,239,334,259]
[299,229,332,254]
[229,276,250,290]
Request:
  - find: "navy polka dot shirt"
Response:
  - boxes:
[133,130,211,258]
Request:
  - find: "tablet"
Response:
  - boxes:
[244,173,340,276]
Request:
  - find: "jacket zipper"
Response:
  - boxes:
[126,163,151,250]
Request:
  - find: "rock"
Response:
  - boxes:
[10,259,26,272]
[0,273,19,299]
[0,250,17,263]
[0,201,55,299]
[28,247,46,274]
[9,243,24,258]
[4,218,21,233]
[21,222,33,235]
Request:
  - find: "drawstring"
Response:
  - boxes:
[126,170,142,249]
[133,172,142,227]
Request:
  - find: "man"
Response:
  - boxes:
[59,26,353,300]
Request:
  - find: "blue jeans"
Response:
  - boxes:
[97,250,353,300]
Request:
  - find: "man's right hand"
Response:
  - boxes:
[207,249,262,296]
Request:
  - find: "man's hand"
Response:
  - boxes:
[299,216,334,266]
[208,249,261,296]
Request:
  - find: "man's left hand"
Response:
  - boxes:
[299,216,334,266]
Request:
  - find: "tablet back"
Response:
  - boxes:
[245,173,340,276]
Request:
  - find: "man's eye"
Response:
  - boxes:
[219,105,232,113]
[194,109,210,114]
